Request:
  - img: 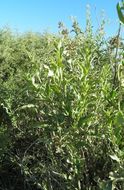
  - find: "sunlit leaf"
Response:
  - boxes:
[117,2,124,24]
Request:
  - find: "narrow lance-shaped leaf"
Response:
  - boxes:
[116,2,124,24]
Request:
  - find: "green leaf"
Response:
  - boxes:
[115,111,124,126]
[117,2,124,24]
[16,104,36,111]
[99,180,112,190]
[110,154,120,163]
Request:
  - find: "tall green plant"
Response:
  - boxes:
[0,5,124,189]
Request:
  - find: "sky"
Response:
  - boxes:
[0,0,122,37]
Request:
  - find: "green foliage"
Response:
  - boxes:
[117,1,124,24]
[0,14,124,190]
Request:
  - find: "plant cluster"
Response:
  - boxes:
[0,6,124,190]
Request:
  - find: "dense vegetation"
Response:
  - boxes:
[0,10,124,190]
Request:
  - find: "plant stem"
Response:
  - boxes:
[113,23,121,86]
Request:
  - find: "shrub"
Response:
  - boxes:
[0,14,124,190]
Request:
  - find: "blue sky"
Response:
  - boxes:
[0,0,121,36]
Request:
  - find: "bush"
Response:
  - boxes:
[0,18,124,190]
